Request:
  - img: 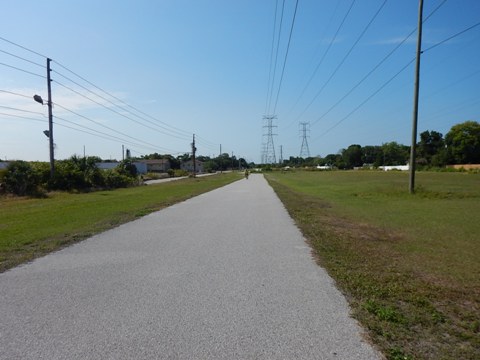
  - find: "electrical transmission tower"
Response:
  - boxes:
[299,122,310,158]
[262,115,277,164]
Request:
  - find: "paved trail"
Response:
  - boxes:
[0,174,382,359]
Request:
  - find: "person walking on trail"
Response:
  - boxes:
[244,169,249,179]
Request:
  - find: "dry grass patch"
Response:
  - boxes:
[266,173,479,360]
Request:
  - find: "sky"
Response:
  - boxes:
[1,0,479,164]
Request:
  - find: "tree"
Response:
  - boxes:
[445,121,480,164]
[323,153,343,168]
[362,145,383,167]
[342,144,363,169]
[381,142,409,166]
[417,130,445,166]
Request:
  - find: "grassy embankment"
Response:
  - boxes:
[0,173,239,272]
[266,170,479,360]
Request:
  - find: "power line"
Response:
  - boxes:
[54,115,173,153]
[0,111,165,154]
[296,0,386,124]
[52,61,220,150]
[272,0,299,114]
[0,112,45,123]
[0,36,218,155]
[309,0,449,129]
[52,60,193,138]
[423,20,480,53]
[53,79,193,142]
[288,0,356,119]
[0,36,47,59]
[266,0,286,115]
[52,102,170,152]
[285,0,342,118]
[0,62,45,78]
[52,72,192,141]
[0,89,34,99]
[0,105,45,117]
[265,0,279,115]
[0,49,45,68]
[314,58,415,141]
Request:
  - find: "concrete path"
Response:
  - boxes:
[0,174,382,359]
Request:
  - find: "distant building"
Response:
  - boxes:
[316,165,332,170]
[137,159,171,173]
[446,164,480,170]
[380,164,410,171]
[181,159,204,174]
[96,161,148,174]
[96,162,119,170]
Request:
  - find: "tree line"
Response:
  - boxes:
[281,121,480,169]
[1,120,478,196]
[0,153,250,197]
[138,153,251,172]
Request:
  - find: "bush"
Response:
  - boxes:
[173,169,189,177]
[116,159,137,177]
[4,161,40,196]
[0,169,7,194]
[47,156,105,191]
[103,169,135,189]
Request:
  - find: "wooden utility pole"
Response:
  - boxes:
[409,0,424,194]
[192,134,196,177]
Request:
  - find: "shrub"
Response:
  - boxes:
[4,161,40,196]
[47,156,105,191]
[173,169,189,177]
[0,169,7,194]
[116,159,137,177]
[103,169,135,189]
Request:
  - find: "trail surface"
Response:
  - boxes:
[0,174,382,359]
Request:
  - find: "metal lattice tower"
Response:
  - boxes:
[262,115,277,164]
[299,122,310,158]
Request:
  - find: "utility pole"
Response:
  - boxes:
[192,134,196,177]
[33,58,54,178]
[279,145,283,165]
[46,58,54,178]
[409,0,424,194]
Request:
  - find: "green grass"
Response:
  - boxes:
[265,170,480,360]
[0,173,240,272]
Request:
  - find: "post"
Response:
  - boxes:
[192,134,196,177]
[46,58,54,178]
[409,0,424,194]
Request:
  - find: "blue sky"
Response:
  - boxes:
[1,0,479,164]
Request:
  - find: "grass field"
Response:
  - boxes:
[0,173,239,272]
[265,170,480,360]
